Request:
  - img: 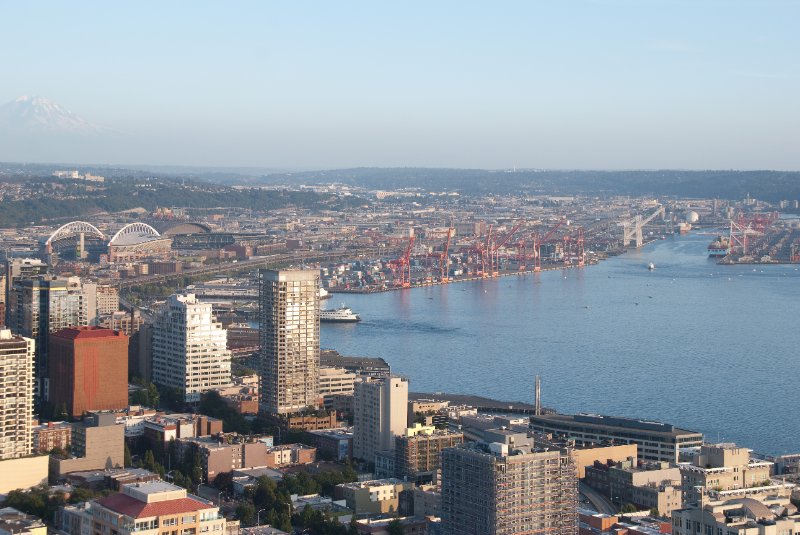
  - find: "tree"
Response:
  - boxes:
[146,383,160,407]
[277,512,292,533]
[54,402,69,421]
[213,471,234,493]
[124,443,132,467]
[620,503,638,514]
[235,503,255,526]
[143,450,156,471]
[649,508,660,518]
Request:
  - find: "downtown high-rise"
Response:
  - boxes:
[7,276,89,399]
[151,293,232,403]
[258,269,320,415]
[0,329,35,459]
[441,430,578,535]
[352,376,408,462]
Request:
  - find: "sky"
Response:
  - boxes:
[1,1,799,170]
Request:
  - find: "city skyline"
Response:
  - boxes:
[1,1,799,169]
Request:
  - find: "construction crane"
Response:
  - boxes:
[389,235,415,288]
[439,228,453,282]
[481,224,493,277]
[562,227,585,267]
[488,221,524,277]
[536,217,567,272]
[621,205,664,248]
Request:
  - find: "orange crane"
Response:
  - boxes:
[535,217,567,272]
[562,227,585,267]
[399,235,415,288]
[481,224,493,277]
[489,221,524,277]
[388,235,415,288]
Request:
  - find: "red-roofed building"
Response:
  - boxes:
[60,481,226,535]
[49,327,128,418]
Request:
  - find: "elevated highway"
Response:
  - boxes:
[116,246,402,290]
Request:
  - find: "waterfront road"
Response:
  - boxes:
[579,481,617,515]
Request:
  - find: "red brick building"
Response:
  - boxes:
[32,420,72,452]
[49,327,129,419]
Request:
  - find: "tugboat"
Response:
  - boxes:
[320,305,361,323]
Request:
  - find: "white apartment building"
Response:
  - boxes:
[318,366,358,408]
[0,329,34,459]
[353,376,408,462]
[152,294,231,403]
[95,284,119,316]
[258,269,320,415]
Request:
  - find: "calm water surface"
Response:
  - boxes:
[321,233,800,455]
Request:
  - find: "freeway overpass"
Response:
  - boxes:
[116,246,402,290]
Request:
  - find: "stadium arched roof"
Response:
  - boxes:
[45,221,105,245]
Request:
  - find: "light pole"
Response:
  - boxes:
[256,508,267,527]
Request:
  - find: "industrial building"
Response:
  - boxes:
[529,413,703,463]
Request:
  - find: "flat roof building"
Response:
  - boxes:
[0,330,34,460]
[353,376,408,462]
[258,269,320,415]
[441,430,578,535]
[152,293,232,403]
[48,327,129,419]
[530,413,703,463]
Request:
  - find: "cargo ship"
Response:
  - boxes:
[320,305,361,323]
[708,236,731,257]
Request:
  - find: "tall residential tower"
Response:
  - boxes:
[7,276,89,399]
[258,269,320,415]
[0,329,35,459]
[151,293,231,403]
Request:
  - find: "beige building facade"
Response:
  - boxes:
[680,443,772,502]
[336,479,414,515]
[353,376,408,462]
[0,329,34,460]
[258,269,320,415]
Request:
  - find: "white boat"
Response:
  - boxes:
[648,262,656,270]
[320,305,361,323]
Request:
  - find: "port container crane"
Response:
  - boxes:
[536,217,567,271]
[439,227,453,282]
[621,205,664,248]
[488,221,524,277]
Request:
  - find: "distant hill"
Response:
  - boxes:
[260,167,800,202]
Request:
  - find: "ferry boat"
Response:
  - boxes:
[320,305,361,323]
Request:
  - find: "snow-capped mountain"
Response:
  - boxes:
[0,95,106,134]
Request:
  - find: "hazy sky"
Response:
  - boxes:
[2,1,799,169]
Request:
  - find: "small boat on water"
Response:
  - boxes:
[648,262,656,270]
[320,304,361,323]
